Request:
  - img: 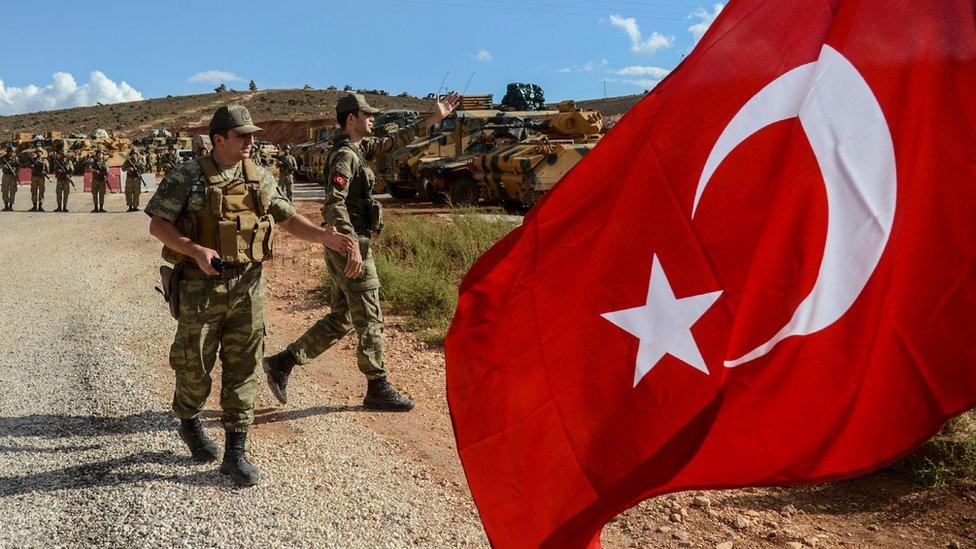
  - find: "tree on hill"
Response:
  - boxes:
[249,80,257,91]
[215,83,228,94]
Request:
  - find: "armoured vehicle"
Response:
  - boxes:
[418,101,602,210]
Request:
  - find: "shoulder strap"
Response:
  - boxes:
[196,155,223,186]
[242,158,260,183]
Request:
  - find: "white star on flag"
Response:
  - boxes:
[602,255,723,386]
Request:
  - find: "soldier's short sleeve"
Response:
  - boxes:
[258,167,295,223]
[144,164,193,223]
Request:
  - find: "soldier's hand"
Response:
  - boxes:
[192,246,221,276]
[321,226,356,254]
[432,91,461,123]
[344,245,364,279]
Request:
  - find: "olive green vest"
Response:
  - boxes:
[329,137,381,236]
[162,156,276,265]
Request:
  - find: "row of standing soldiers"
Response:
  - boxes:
[0,146,181,213]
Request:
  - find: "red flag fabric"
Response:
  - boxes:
[445,1,976,547]
[83,168,121,193]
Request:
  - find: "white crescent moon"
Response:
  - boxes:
[692,45,897,368]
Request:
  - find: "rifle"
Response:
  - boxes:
[124,157,148,190]
[50,157,76,189]
[0,158,17,177]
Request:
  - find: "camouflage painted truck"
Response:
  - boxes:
[419,101,602,210]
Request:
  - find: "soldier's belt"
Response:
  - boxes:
[182,261,257,280]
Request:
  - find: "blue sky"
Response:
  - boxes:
[0,0,723,115]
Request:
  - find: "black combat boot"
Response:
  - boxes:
[178,417,220,462]
[37,203,44,212]
[262,349,297,404]
[363,377,415,412]
[29,204,36,212]
[220,431,260,487]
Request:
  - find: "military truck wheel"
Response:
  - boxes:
[373,178,388,195]
[421,178,447,204]
[449,179,481,206]
[388,184,418,199]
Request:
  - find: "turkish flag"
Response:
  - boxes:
[445,1,976,547]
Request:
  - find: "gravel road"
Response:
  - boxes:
[0,190,486,548]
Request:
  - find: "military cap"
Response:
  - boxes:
[209,105,262,134]
[336,93,381,116]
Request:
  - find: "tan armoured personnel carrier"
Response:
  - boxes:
[418,101,602,210]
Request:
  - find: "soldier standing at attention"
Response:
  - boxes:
[0,147,19,211]
[53,151,74,213]
[263,92,460,412]
[277,145,298,201]
[29,148,50,212]
[88,149,109,213]
[123,152,145,212]
[147,148,158,174]
[145,105,359,486]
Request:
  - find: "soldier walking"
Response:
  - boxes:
[277,145,298,200]
[145,105,358,486]
[0,147,19,211]
[52,151,75,212]
[123,152,145,212]
[29,148,49,212]
[88,149,109,213]
[263,92,460,412]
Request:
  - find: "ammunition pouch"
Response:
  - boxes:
[370,200,383,234]
[157,262,185,320]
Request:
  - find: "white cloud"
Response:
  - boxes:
[614,66,671,79]
[689,4,725,42]
[0,71,142,116]
[187,70,245,84]
[609,14,674,54]
[472,49,494,62]
[558,59,608,73]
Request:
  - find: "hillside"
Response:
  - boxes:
[0,88,435,143]
[0,88,645,145]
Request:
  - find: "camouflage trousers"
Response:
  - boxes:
[170,262,266,432]
[125,179,141,209]
[1,174,16,204]
[30,176,45,205]
[91,179,106,210]
[287,244,386,380]
[55,178,71,209]
[278,174,294,201]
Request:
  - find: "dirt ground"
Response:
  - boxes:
[255,198,974,548]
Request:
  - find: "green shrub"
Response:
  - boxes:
[895,412,976,487]
[321,210,517,345]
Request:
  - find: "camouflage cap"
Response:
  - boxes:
[336,93,381,116]
[209,105,262,134]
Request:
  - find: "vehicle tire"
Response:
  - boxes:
[388,184,418,199]
[373,178,388,195]
[421,178,447,204]
[449,178,481,206]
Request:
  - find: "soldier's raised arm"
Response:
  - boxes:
[360,91,461,159]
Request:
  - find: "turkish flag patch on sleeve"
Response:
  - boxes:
[332,174,348,189]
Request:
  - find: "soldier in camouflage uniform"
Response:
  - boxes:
[147,149,158,174]
[161,146,178,174]
[276,145,298,200]
[0,147,19,211]
[88,149,109,213]
[123,152,145,212]
[146,105,357,486]
[52,151,75,212]
[264,92,461,412]
[28,148,50,212]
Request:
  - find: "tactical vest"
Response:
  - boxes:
[329,138,382,236]
[162,156,276,265]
